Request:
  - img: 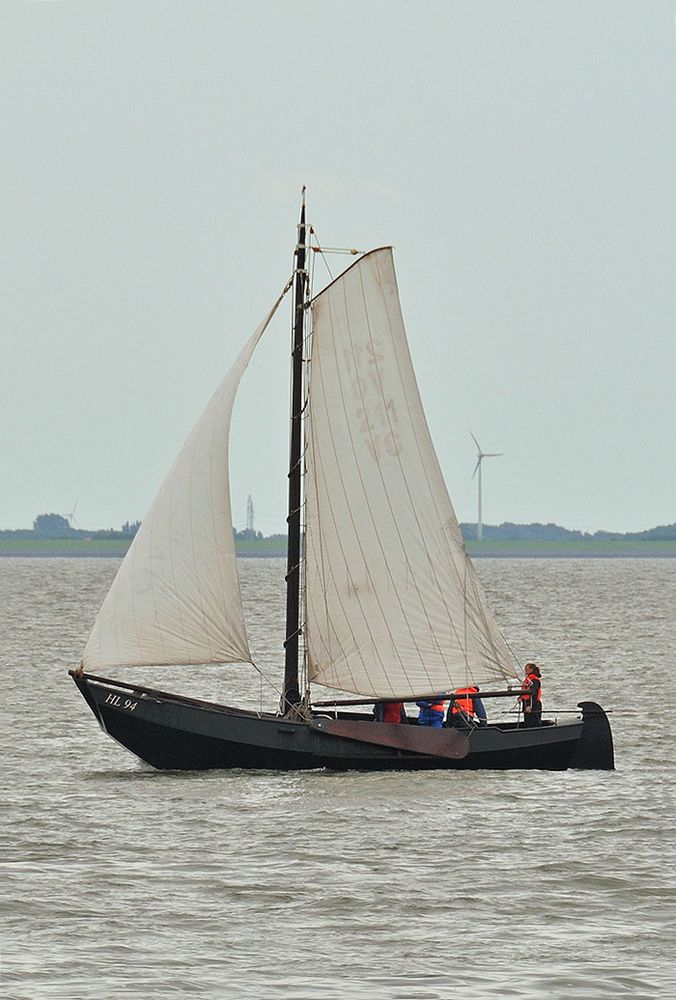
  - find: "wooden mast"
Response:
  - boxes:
[281,190,307,712]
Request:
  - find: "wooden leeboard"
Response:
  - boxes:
[310,718,470,760]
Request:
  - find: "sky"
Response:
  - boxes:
[2,0,675,534]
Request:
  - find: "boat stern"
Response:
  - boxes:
[568,701,615,770]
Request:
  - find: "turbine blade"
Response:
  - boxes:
[472,457,481,479]
[469,430,481,452]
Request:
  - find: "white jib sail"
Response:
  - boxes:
[304,248,517,699]
[83,297,285,671]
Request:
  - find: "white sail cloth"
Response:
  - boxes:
[304,248,517,698]
[82,298,285,671]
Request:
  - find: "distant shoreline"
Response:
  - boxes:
[1,538,675,559]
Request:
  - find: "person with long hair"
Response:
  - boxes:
[520,662,542,727]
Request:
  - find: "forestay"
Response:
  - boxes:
[83,298,285,671]
[304,248,517,698]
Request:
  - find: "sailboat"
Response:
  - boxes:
[70,195,614,772]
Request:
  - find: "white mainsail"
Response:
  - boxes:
[304,248,517,698]
[82,297,285,671]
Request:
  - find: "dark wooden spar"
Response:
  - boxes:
[281,192,307,713]
[70,197,615,772]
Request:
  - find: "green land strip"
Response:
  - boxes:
[0,537,675,558]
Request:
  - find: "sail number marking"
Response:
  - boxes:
[104,693,138,712]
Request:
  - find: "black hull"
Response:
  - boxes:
[70,673,614,772]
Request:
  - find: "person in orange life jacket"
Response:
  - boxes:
[520,662,542,727]
[372,701,406,724]
[415,696,446,727]
[446,686,487,728]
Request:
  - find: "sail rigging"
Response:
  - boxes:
[82,294,288,672]
[303,248,517,698]
[81,238,516,697]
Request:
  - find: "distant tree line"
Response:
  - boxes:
[232,529,288,542]
[0,514,142,540]
[1,516,674,543]
[233,527,264,541]
[458,521,676,542]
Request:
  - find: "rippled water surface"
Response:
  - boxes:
[2,557,675,999]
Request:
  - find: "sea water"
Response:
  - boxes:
[1,557,674,1000]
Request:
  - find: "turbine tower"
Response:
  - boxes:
[246,494,255,537]
[470,432,503,541]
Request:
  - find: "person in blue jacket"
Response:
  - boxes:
[415,696,446,728]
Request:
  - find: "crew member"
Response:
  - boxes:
[416,696,446,728]
[372,701,406,724]
[520,662,542,727]
[447,686,487,729]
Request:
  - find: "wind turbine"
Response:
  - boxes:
[63,500,79,529]
[470,432,503,541]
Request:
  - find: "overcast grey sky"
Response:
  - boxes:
[2,1,675,534]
